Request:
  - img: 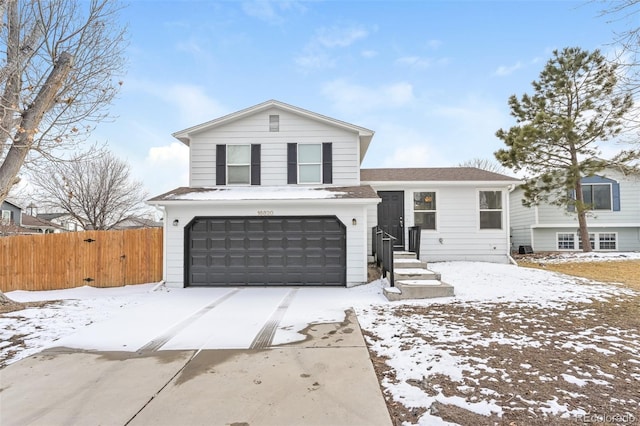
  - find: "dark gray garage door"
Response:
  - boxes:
[186,216,346,286]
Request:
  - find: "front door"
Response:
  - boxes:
[377,191,404,250]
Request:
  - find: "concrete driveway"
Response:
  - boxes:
[0,286,392,426]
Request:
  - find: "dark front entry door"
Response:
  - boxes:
[377,191,404,250]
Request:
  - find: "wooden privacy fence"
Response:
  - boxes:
[0,228,163,292]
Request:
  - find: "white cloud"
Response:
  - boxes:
[241,0,305,25]
[396,56,431,69]
[315,25,368,48]
[495,61,523,76]
[141,142,190,195]
[361,49,378,58]
[128,80,227,127]
[294,51,335,70]
[295,24,370,71]
[426,39,442,50]
[322,79,415,114]
[383,144,433,168]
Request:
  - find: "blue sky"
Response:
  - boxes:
[91,0,632,197]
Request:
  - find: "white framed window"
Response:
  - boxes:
[1,210,11,225]
[598,233,617,250]
[298,144,322,184]
[582,184,612,210]
[479,190,502,229]
[557,232,618,251]
[227,145,251,185]
[413,191,436,230]
[578,233,595,250]
[557,233,575,250]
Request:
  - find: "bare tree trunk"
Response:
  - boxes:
[0,52,73,205]
[574,179,593,253]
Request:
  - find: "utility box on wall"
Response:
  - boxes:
[518,245,534,254]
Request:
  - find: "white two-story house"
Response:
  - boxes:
[149,100,520,288]
[510,168,640,252]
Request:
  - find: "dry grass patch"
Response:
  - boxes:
[518,259,640,291]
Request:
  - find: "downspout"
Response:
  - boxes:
[506,184,518,265]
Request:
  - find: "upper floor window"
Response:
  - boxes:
[479,190,502,229]
[413,192,436,230]
[227,145,251,185]
[582,184,611,210]
[298,144,322,184]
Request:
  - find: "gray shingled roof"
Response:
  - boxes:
[148,185,380,202]
[360,167,519,182]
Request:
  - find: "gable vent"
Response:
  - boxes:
[269,115,279,132]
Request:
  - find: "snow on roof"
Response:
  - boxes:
[148,185,380,203]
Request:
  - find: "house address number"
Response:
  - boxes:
[257,210,274,216]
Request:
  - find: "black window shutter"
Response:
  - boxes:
[287,143,297,184]
[251,144,261,186]
[322,142,333,184]
[216,144,226,186]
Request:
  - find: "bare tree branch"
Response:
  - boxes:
[31,150,150,230]
[0,0,126,205]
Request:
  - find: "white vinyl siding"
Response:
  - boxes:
[188,108,361,187]
[365,184,511,263]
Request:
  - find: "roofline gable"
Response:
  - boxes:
[172,100,374,161]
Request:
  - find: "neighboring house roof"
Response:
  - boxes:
[114,217,163,229]
[148,185,380,203]
[172,99,375,162]
[361,167,520,183]
[20,214,64,231]
[37,212,70,221]
[2,199,22,210]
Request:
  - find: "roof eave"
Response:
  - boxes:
[147,197,381,206]
[361,180,523,186]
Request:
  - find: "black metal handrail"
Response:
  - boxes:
[372,226,396,287]
[408,225,422,259]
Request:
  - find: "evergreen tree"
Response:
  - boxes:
[495,47,637,252]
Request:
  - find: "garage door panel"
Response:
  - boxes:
[186,216,346,286]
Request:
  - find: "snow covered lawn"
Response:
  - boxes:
[1,258,639,425]
[356,261,640,425]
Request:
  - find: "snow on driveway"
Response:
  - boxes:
[1,279,386,366]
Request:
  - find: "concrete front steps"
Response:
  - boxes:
[383,251,455,301]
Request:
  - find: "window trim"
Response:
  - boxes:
[413,190,437,231]
[582,183,613,211]
[226,144,251,185]
[1,210,11,225]
[556,233,576,250]
[557,231,618,251]
[478,189,503,230]
[297,143,322,184]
